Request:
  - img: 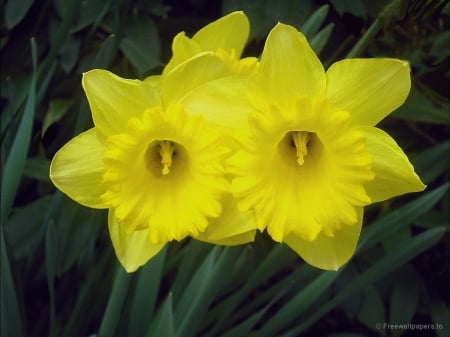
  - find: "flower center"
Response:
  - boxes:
[278,131,313,167]
[158,140,175,175]
[101,105,230,244]
[290,131,311,166]
[145,140,187,177]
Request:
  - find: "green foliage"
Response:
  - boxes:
[1,1,448,337]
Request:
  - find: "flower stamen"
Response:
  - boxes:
[158,140,175,175]
[291,131,311,166]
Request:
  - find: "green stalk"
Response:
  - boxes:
[346,0,407,58]
[346,17,382,58]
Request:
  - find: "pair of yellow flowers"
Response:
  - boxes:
[50,12,425,272]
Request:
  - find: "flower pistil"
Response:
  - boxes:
[158,140,175,175]
[290,131,311,166]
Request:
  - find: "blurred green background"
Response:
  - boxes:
[1,0,448,336]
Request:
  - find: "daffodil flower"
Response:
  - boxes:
[228,24,426,270]
[50,53,256,272]
[163,11,259,76]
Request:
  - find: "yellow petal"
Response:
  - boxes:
[359,126,426,202]
[250,23,326,109]
[180,75,254,133]
[143,74,162,88]
[50,128,107,208]
[194,195,257,245]
[284,207,363,270]
[326,58,411,126]
[162,52,228,104]
[163,32,202,75]
[82,69,161,138]
[193,11,249,57]
[108,212,165,272]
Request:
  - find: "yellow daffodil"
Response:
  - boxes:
[50,52,256,272]
[163,11,258,76]
[228,24,426,270]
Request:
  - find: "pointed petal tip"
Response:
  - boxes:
[225,10,248,21]
[109,214,165,273]
[270,22,307,39]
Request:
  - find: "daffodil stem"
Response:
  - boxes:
[346,0,407,58]
[346,17,382,58]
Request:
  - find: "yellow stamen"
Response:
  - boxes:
[291,131,310,166]
[158,141,175,175]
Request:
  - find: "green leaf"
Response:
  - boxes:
[309,23,334,55]
[42,99,72,136]
[414,209,449,229]
[220,301,272,337]
[170,240,212,301]
[222,0,313,41]
[2,1,77,138]
[55,202,104,275]
[128,246,167,337]
[225,263,320,333]
[429,31,450,64]
[300,4,329,39]
[334,263,363,317]
[0,71,30,138]
[412,141,450,184]
[282,227,445,337]
[357,286,386,335]
[389,270,420,337]
[119,16,161,77]
[430,298,449,337]
[92,34,117,69]
[23,157,51,181]
[357,183,449,252]
[246,243,298,289]
[381,225,411,253]
[173,246,224,337]
[3,195,52,260]
[37,61,57,109]
[259,270,341,337]
[222,0,270,41]
[150,293,175,337]
[4,0,34,29]
[40,0,80,74]
[266,0,313,31]
[1,228,24,337]
[330,0,366,16]
[24,192,62,275]
[59,36,81,73]
[203,243,299,336]
[326,334,369,337]
[1,38,37,224]
[346,17,382,58]
[70,0,114,33]
[45,220,58,337]
[361,0,391,18]
[97,265,132,337]
[61,246,113,337]
[392,86,449,124]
